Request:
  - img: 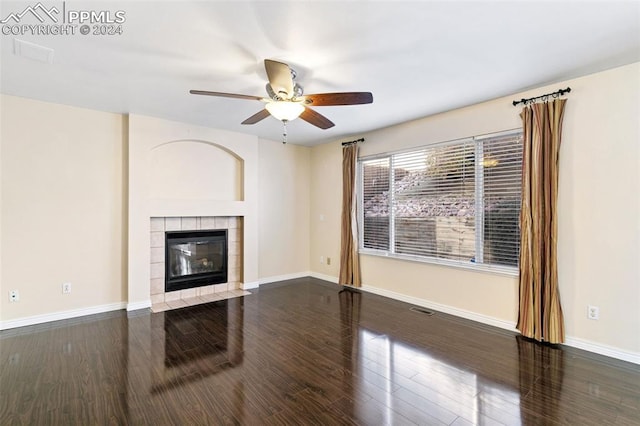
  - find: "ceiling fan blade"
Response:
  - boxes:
[299,107,335,129]
[302,92,373,106]
[241,109,271,125]
[264,59,294,98]
[190,90,263,101]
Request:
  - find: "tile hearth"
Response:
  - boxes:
[151,289,251,313]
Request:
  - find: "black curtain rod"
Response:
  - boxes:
[342,138,365,147]
[512,87,571,106]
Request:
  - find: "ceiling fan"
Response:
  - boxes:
[190,59,373,133]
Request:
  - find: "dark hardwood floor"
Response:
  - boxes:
[1,277,638,425]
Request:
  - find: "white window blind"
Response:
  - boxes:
[359,130,523,272]
[480,132,523,267]
[361,157,390,251]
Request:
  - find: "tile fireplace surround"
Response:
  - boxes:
[149,216,246,310]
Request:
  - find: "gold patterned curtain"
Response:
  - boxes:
[339,144,361,287]
[516,99,566,344]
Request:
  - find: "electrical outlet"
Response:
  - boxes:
[326,257,331,266]
[9,290,19,303]
[588,305,599,320]
[62,282,72,294]
[320,256,324,264]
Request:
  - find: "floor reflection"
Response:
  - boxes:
[147,298,244,394]
[339,286,362,370]
[121,297,250,423]
[516,335,565,424]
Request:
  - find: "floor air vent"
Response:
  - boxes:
[410,306,435,316]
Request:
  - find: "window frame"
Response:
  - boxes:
[357,129,522,276]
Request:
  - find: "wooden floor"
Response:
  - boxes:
[1,277,638,425]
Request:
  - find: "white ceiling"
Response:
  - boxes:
[1,1,639,146]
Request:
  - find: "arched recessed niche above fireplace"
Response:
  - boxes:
[148,140,244,201]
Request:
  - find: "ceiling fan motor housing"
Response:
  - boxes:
[266,82,303,100]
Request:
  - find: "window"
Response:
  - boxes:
[359,130,523,273]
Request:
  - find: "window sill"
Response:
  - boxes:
[358,249,519,277]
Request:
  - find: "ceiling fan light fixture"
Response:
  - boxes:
[265,101,305,121]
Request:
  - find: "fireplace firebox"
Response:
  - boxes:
[165,229,227,292]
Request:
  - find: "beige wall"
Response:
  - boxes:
[258,139,311,279]
[310,141,343,277]
[310,63,640,357]
[0,95,125,321]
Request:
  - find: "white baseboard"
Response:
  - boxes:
[309,271,339,284]
[360,284,517,332]
[565,336,640,365]
[312,273,517,332]
[258,271,312,286]
[361,286,640,364]
[241,281,260,290]
[359,284,639,364]
[126,300,151,312]
[308,277,640,365]
[0,302,127,330]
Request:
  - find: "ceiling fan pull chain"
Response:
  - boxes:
[282,120,287,144]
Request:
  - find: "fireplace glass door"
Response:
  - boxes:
[165,229,228,292]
